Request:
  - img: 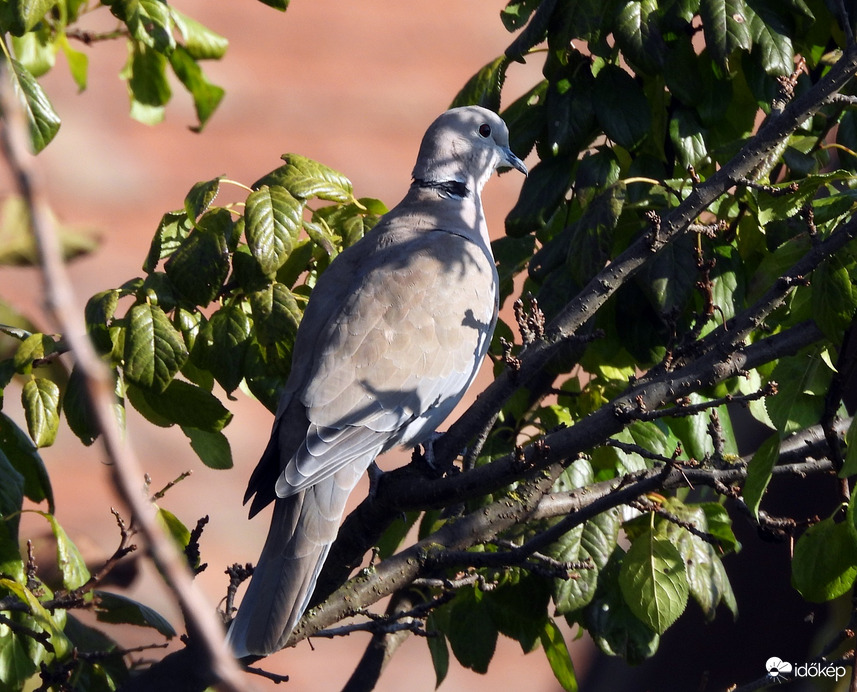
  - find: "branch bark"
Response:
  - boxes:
[0,68,249,692]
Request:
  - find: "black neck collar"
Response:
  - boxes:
[412,178,469,199]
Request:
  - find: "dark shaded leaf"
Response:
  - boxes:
[592,64,650,151]
[446,587,498,673]
[0,413,53,511]
[700,0,753,70]
[193,304,251,393]
[451,55,509,111]
[164,209,231,306]
[126,379,232,432]
[94,590,176,637]
[792,514,857,602]
[184,179,222,221]
[169,46,225,132]
[0,448,25,538]
[506,157,572,236]
[742,433,779,517]
[181,426,233,469]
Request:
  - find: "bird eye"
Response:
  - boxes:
[478,123,492,138]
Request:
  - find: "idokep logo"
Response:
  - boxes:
[765,657,792,678]
[765,656,848,682]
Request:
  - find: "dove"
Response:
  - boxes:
[226,105,527,658]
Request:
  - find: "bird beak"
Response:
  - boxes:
[500,147,528,176]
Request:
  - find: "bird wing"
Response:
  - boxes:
[275,224,498,497]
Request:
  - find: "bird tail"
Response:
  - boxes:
[226,476,349,658]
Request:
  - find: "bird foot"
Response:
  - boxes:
[412,432,457,479]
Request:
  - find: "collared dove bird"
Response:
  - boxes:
[226,105,527,658]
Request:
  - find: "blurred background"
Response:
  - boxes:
[1,2,583,690]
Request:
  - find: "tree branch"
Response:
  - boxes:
[0,68,248,691]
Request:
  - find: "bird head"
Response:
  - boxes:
[411,106,527,196]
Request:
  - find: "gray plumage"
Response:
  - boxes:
[226,106,527,658]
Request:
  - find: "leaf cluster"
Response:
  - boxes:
[0,0,286,153]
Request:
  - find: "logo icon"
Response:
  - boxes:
[766,657,793,678]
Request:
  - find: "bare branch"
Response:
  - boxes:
[0,67,248,691]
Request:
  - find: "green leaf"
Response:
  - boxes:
[94,590,176,637]
[0,576,72,657]
[245,185,303,276]
[249,282,302,346]
[123,42,171,125]
[168,46,225,132]
[0,615,38,688]
[551,508,620,613]
[445,587,498,673]
[669,107,708,169]
[450,55,509,111]
[10,0,55,33]
[123,302,188,393]
[539,618,578,692]
[7,59,60,152]
[40,512,91,590]
[375,511,419,560]
[618,531,689,634]
[85,289,120,355]
[505,157,573,236]
[0,448,25,538]
[254,154,354,203]
[63,615,129,688]
[11,29,56,78]
[765,350,832,435]
[58,33,89,91]
[484,576,550,653]
[13,332,57,374]
[164,209,231,306]
[811,259,856,342]
[64,364,125,446]
[500,0,541,31]
[592,64,650,151]
[108,0,174,51]
[742,433,779,518]
[181,426,232,469]
[658,500,738,620]
[143,210,193,272]
[614,0,667,75]
[0,413,53,511]
[170,9,228,59]
[193,304,251,393]
[840,416,857,478]
[426,610,450,688]
[255,0,289,9]
[126,379,232,432]
[746,0,794,75]
[700,0,753,70]
[155,507,191,549]
[22,377,59,447]
[184,178,221,220]
[792,514,857,602]
[583,547,660,663]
